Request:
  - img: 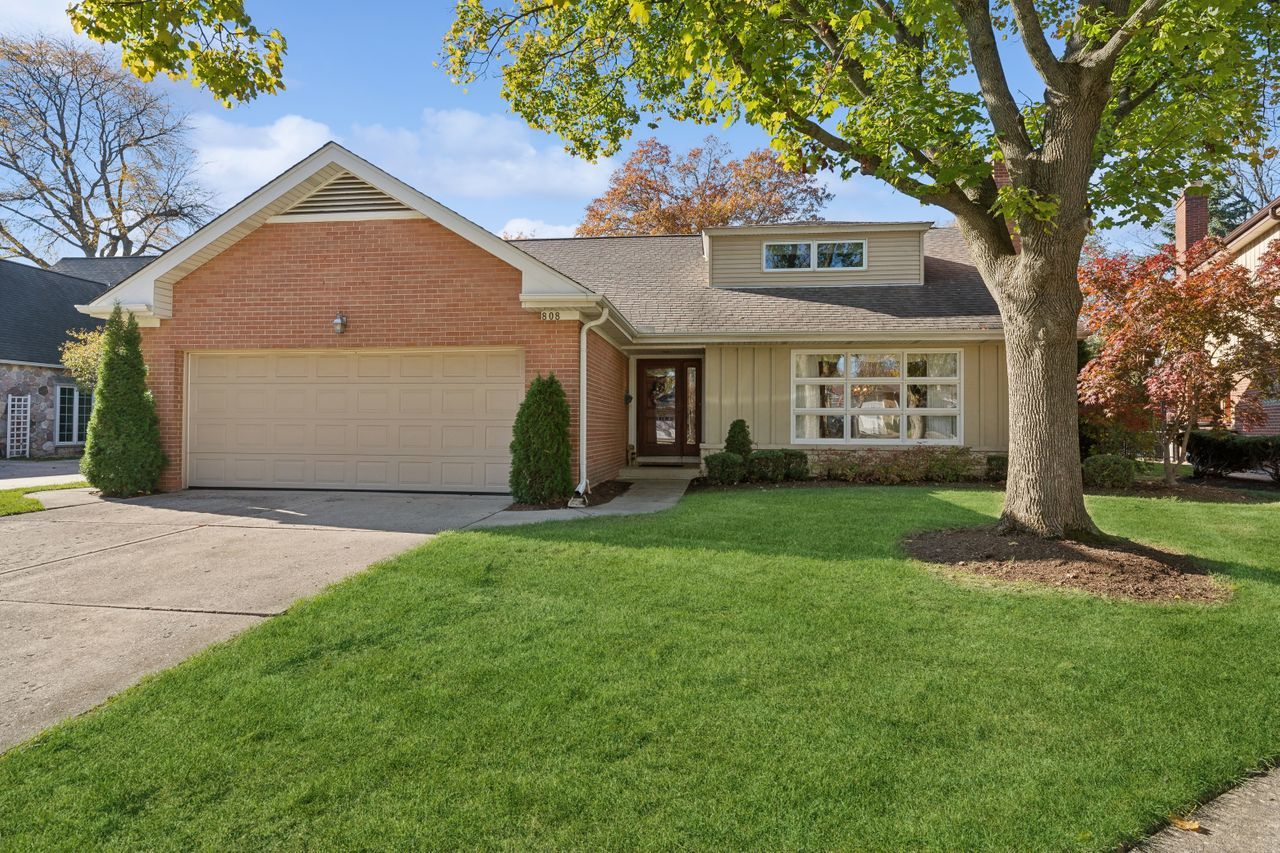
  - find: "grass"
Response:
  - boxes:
[3,487,1280,849]
[0,481,88,517]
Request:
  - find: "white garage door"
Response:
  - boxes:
[187,349,522,492]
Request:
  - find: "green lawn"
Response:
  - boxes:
[0,481,88,517]
[3,487,1279,850]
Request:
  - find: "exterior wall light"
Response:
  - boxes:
[332,312,347,334]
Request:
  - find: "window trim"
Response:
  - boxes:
[762,239,868,272]
[55,384,92,446]
[790,348,963,446]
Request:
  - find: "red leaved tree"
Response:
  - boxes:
[1079,239,1280,483]
[578,136,831,236]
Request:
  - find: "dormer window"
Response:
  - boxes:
[763,239,867,271]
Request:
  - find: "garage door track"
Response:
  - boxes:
[0,488,510,751]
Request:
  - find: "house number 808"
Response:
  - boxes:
[539,310,562,321]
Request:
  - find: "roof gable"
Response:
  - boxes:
[81,142,592,322]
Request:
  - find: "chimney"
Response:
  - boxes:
[991,159,1019,251]
[1175,183,1209,269]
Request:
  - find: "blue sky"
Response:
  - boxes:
[3,0,1157,246]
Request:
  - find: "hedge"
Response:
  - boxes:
[704,451,746,485]
[1187,430,1280,481]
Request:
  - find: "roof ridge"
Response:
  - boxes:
[0,258,110,289]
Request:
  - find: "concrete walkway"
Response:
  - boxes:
[1142,768,1280,852]
[0,488,509,751]
[467,479,690,528]
[0,458,84,490]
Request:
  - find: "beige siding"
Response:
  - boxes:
[1232,229,1279,275]
[703,342,1008,451]
[708,230,924,287]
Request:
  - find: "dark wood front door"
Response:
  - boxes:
[637,359,701,457]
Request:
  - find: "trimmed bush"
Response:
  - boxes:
[1187,430,1261,478]
[509,374,573,504]
[724,419,753,458]
[986,454,1008,482]
[747,449,788,483]
[781,449,810,481]
[1081,454,1136,489]
[81,306,165,497]
[1259,438,1280,483]
[704,451,746,485]
[834,447,981,485]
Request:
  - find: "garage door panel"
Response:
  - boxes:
[188,350,521,492]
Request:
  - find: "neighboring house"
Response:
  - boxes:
[1,257,155,458]
[1174,188,1280,435]
[79,142,1008,495]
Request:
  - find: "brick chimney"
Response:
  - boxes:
[992,159,1019,251]
[1174,183,1209,269]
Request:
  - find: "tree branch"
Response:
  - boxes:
[1008,0,1066,90]
[952,0,1033,159]
[1083,0,1170,69]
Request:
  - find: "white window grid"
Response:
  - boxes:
[790,349,963,445]
[56,385,92,445]
[762,239,869,272]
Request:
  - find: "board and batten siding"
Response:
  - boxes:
[1230,229,1279,275]
[708,230,924,287]
[702,342,1009,452]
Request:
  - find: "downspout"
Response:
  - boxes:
[570,306,610,506]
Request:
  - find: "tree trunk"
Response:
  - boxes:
[971,236,1099,539]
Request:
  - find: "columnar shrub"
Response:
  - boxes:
[1081,454,1137,489]
[747,449,788,483]
[724,419,753,458]
[509,373,573,504]
[81,305,165,497]
[704,451,745,485]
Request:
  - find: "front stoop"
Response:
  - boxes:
[616,465,702,482]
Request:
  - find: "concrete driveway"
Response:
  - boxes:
[0,488,511,751]
[0,457,84,489]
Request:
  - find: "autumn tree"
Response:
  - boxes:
[60,328,105,390]
[578,136,831,236]
[0,36,215,266]
[1079,240,1280,484]
[445,0,1279,538]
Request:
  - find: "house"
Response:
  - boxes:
[2,257,155,458]
[1174,186,1280,435]
[78,142,1008,495]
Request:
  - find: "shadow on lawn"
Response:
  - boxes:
[477,485,1280,597]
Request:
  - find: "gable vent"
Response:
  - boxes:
[278,173,414,217]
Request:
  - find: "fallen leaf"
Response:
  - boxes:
[1168,816,1201,832]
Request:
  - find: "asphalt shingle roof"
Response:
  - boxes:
[0,261,108,365]
[50,255,157,286]
[511,227,1001,336]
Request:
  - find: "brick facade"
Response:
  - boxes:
[585,330,629,486]
[141,218,626,491]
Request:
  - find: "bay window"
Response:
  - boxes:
[792,350,961,444]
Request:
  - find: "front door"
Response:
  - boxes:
[637,359,701,458]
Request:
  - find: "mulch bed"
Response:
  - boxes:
[903,525,1229,604]
[506,479,630,512]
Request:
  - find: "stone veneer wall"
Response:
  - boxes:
[1,362,76,457]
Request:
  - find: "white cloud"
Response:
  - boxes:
[189,113,334,208]
[351,108,615,200]
[499,218,578,239]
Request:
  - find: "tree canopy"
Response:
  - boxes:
[447,1,1277,238]
[68,0,285,104]
[578,136,831,235]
